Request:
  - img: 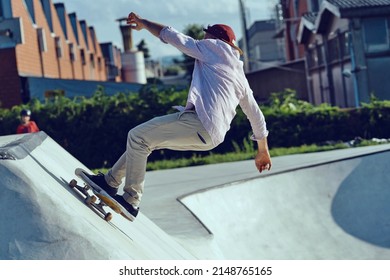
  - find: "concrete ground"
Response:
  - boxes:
[0,131,389,259]
[142,143,390,259]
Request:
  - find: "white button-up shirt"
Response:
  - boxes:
[160,26,268,146]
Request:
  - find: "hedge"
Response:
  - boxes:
[1,87,389,169]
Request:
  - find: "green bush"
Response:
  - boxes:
[0,87,389,169]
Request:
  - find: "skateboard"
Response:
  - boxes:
[68,168,135,222]
[68,178,113,221]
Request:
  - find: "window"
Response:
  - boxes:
[90,53,95,68]
[328,37,340,62]
[255,45,261,61]
[37,28,47,52]
[55,37,62,58]
[307,44,324,69]
[80,49,86,65]
[316,44,324,66]
[69,43,76,61]
[339,32,350,58]
[307,48,316,69]
[363,17,390,52]
[97,57,102,71]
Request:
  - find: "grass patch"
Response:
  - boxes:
[93,139,386,174]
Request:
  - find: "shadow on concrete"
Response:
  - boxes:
[331,152,390,248]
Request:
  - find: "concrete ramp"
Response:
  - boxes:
[0,132,194,259]
[180,149,390,259]
[1,131,389,260]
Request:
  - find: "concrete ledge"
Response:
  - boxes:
[0,131,48,160]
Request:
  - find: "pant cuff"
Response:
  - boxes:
[105,170,122,188]
[123,192,140,208]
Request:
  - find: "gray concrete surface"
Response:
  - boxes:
[1,132,389,259]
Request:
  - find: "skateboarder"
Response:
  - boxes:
[86,12,272,220]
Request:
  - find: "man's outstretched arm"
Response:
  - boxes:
[127,12,166,37]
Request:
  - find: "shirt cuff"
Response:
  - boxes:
[250,130,269,141]
[159,26,172,44]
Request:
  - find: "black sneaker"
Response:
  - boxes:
[114,195,139,218]
[85,172,118,197]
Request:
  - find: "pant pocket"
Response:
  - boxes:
[177,110,195,120]
[197,132,207,144]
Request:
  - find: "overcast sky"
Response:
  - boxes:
[54,0,278,59]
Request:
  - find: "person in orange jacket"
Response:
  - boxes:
[16,109,40,134]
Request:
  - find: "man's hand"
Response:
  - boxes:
[127,12,144,30]
[126,12,166,37]
[255,151,272,173]
[255,137,272,173]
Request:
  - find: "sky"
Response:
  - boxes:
[53,0,278,60]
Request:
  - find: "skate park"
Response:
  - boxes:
[0,131,389,259]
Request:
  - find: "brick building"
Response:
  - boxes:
[280,0,313,62]
[0,0,108,108]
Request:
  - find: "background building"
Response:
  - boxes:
[279,0,390,107]
[0,0,121,108]
[100,42,122,82]
[246,19,286,71]
[298,0,390,107]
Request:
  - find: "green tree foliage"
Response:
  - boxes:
[136,39,151,60]
[164,65,182,76]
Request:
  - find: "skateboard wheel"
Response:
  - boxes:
[105,213,113,222]
[91,196,97,203]
[69,179,77,188]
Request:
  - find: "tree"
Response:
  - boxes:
[164,65,182,76]
[137,39,151,60]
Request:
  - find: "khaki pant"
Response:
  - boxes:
[105,111,215,207]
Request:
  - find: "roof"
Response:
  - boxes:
[248,20,277,38]
[297,13,317,43]
[324,0,390,17]
[327,0,390,9]
[302,12,318,25]
[298,0,390,44]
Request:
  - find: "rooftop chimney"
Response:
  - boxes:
[117,18,132,52]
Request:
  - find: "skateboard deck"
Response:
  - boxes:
[69,168,135,222]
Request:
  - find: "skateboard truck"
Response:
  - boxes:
[69,179,113,221]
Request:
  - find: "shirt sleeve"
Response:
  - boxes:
[30,121,39,132]
[159,26,205,60]
[239,90,269,141]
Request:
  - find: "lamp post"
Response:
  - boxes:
[239,0,250,72]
